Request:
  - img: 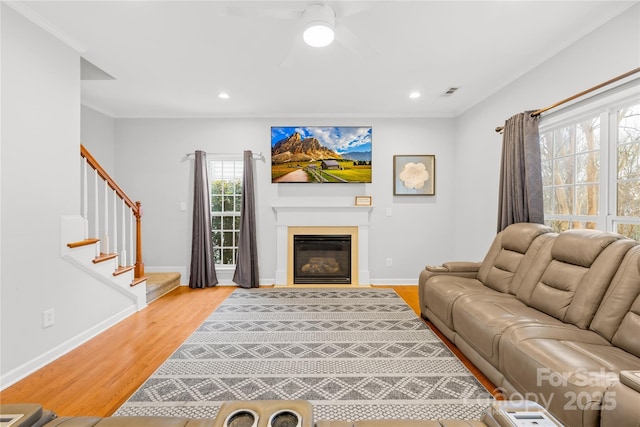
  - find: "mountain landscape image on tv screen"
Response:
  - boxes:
[271,126,372,183]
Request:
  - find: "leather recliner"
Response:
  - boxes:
[1,400,564,427]
[418,223,640,427]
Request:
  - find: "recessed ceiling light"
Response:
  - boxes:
[409,91,421,99]
[218,92,230,99]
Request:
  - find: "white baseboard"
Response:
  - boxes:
[0,306,136,391]
[150,266,275,287]
[144,266,418,287]
[369,279,419,285]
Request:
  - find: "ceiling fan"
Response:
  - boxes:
[226,2,378,67]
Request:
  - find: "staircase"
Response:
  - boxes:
[61,145,148,310]
[62,222,146,309]
[146,272,181,303]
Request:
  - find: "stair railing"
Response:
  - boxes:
[80,145,144,278]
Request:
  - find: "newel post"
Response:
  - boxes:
[135,201,145,277]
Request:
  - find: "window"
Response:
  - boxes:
[540,114,601,231]
[209,158,243,266]
[615,103,640,239]
[539,81,640,240]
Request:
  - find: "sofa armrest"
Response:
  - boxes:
[481,400,563,427]
[424,262,481,275]
[620,370,640,392]
[0,404,56,427]
[441,262,482,272]
[601,378,640,427]
[419,262,481,289]
[420,262,481,286]
[317,420,486,426]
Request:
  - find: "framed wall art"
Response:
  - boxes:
[393,155,435,196]
[271,126,372,183]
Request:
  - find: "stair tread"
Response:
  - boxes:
[131,276,148,287]
[93,253,117,264]
[146,272,181,303]
[67,238,100,248]
[113,265,135,276]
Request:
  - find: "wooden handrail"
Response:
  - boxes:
[81,144,144,277]
[495,67,640,133]
[81,144,140,217]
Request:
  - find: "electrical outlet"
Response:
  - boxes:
[386,258,393,267]
[43,308,55,328]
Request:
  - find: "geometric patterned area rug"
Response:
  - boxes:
[115,288,493,421]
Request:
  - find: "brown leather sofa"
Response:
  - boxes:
[1,400,563,427]
[418,222,640,427]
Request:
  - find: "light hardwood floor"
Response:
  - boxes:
[0,285,497,417]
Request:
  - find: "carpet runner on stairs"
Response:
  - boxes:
[146,272,181,303]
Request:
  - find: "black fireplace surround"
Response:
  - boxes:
[293,234,351,284]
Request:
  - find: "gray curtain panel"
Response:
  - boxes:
[233,150,260,288]
[497,111,544,232]
[189,150,218,288]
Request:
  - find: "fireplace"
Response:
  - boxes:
[293,235,351,284]
[273,205,371,286]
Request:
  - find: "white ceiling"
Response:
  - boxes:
[12,1,638,118]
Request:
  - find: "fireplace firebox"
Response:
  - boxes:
[293,235,351,284]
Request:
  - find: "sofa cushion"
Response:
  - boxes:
[499,323,640,427]
[551,229,622,268]
[612,295,640,357]
[517,231,635,329]
[420,276,500,331]
[498,222,552,255]
[589,245,640,357]
[477,223,552,294]
[419,223,552,326]
[451,295,564,368]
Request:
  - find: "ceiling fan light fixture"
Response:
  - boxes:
[303,23,334,47]
[302,4,336,47]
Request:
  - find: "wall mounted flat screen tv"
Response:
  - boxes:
[271,126,372,183]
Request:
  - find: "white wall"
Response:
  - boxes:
[114,117,457,284]
[111,4,640,285]
[452,4,640,260]
[0,5,134,387]
[81,105,116,173]
[0,0,635,393]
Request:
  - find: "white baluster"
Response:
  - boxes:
[94,170,100,257]
[82,158,88,239]
[102,180,109,254]
[113,190,118,265]
[121,200,127,266]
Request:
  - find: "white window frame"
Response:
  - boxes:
[208,155,243,268]
[539,77,640,238]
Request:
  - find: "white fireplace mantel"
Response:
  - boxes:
[272,205,372,286]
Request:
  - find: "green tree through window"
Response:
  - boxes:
[540,90,640,240]
[209,159,243,265]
